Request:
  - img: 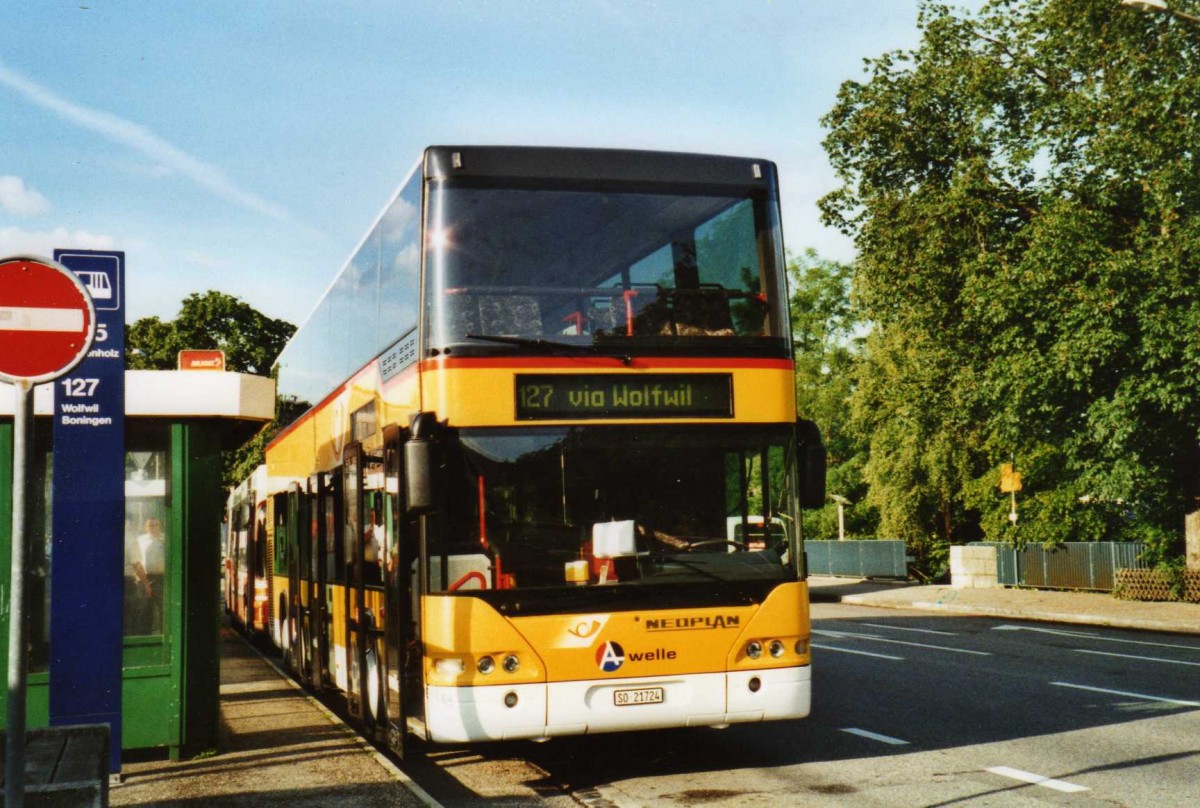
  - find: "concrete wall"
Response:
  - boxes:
[950,545,998,589]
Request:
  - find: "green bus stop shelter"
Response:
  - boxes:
[0,369,274,759]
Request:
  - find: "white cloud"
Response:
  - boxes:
[0,225,116,258]
[0,175,51,216]
[0,62,292,224]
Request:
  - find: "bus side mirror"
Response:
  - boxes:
[796,418,826,510]
[405,412,439,514]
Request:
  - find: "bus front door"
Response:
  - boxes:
[343,443,366,721]
[319,470,341,691]
[382,428,412,756]
[286,485,308,679]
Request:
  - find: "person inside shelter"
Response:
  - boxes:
[126,517,166,635]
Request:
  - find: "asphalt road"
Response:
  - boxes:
[404,602,1200,807]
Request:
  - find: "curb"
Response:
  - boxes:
[234,632,445,808]
[837,594,1200,636]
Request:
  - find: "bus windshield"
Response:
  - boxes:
[426,183,788,355]
[432,426,799,596]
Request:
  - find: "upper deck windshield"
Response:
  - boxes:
[426,182,789,357]
[430,425,800,612]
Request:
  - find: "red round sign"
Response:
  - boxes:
[0,255,97,383]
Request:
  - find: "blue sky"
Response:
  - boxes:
[1,1,974,327]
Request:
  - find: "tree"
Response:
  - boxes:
[789,249,878,540]
[821,0,1200,564]
[127,290,294,375]
[127,291,295,485]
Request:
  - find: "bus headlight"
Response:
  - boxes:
[503,654,520,673]
[769,640,785,658]
[795,639,810,655]
[478,656,496,675]
[746,640,763,660]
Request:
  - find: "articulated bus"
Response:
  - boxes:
[224,464,270,634]
[255,146,825,755]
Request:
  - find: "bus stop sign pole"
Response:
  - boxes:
[0,256,96,808]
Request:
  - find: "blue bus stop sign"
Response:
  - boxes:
[49,250,125,774]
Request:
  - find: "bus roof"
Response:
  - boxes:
[423,146,776,190]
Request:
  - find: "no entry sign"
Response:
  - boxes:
[0,255,96,383]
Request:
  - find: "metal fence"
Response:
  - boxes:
[806,540,907,579]
[972,542,1147,592]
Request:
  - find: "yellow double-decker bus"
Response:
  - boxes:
[260,146,825,755]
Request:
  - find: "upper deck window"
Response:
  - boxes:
[426,183,788,356]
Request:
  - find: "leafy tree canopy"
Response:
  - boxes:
[127,291,295,486]
[789,250,879,540]
[126,290,294,376]
[821,0,1200,561]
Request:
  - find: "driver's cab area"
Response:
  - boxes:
[407,423,818,609]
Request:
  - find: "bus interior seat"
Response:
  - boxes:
[480,295,542,335]
[587,302,623,335]
[629,291,674,336]
[672,289,735,336]
[444,294,482,338]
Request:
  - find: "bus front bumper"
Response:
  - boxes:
[426,665,810,743]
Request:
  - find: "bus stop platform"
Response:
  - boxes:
[109,626,435,808]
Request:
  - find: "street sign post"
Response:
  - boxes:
[50,249,125,775]
[0,255,96,808]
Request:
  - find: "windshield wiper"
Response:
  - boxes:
[465,334,632,365]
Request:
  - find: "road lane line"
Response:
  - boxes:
[986,766,1088,794]
[993,624,1200,652]
[814,629,990,656]
[840,728,909,746]
[859,623,958,636]
[812,643,904,661]
[1074,648,1200,667]
[1051,681,1200,707]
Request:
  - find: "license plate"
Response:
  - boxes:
[613,687,664,706]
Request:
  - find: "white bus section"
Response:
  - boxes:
[426,666,811,742]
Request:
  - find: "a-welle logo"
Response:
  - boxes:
[595,640,679,672]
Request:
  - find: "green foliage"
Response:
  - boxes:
[126,291,295,486]
[126,290,294,375]
[788,250,879,540]
[1154,555,1189,601]
[821,0,1200,556]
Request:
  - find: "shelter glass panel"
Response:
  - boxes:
[124,424,171,638]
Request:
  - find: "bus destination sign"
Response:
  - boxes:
[515,373,733,420]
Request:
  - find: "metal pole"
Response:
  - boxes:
[5,379,32,808]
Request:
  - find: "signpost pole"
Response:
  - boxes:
[0,254,98,808]
[5,379,32,808]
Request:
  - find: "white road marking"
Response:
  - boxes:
[992,624,1200,652]
[1051,681,1200,707]
[859,622,958,636]
[986,766,1088,794]
[840,727,910,746]
[812,643,904,661]
[813,628,990,656]
[1074,648,1200,667]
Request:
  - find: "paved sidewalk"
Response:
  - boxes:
[809,576,1200,635]
[110,626,435,808]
